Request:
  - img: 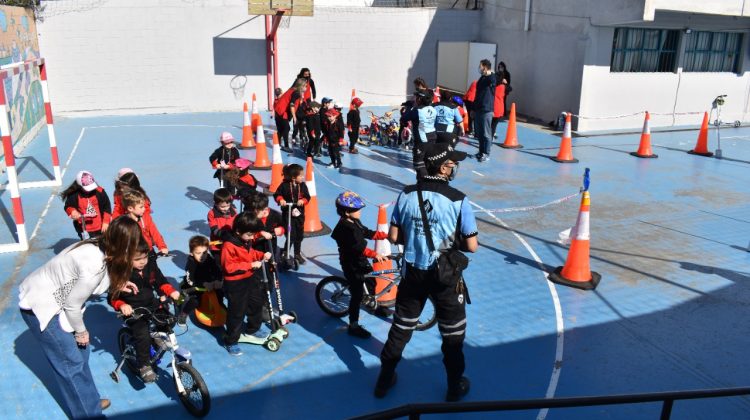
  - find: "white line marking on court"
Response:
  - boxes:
[368,150,387,158]
[472,170,485,177]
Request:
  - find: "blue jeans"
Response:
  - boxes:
[474,111,493,156]
[21,309,103,419]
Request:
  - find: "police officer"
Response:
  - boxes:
[434,95,464,146]
[402,90,437,179]
[375,142,478,402]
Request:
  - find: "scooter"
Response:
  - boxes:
[237,260,292,352]
[265,241,298,327]
[279,203,299,271]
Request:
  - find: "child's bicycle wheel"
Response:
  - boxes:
[117,327,138,373]
[415,297,437,331]
[175,361,211,417]
[315,276,351,317]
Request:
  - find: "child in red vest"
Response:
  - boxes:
[112,168,159,228]
[220,213,271,355]
[209,132,240,187]
[61,170,112,239]
[207,188,237,259]
[121,189,168,255]
[273,164,310,266]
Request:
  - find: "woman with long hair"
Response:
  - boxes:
[273,77,308,151]
[18,217,143,418]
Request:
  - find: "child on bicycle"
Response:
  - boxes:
[220,212,272,355]
[178,235,224,327]
[331,191,390,339]
[273,164,310,266]
[110,239,181,382]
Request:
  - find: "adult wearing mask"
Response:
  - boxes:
[497,61,511,116]
[18,216,143,418]
[474,59,496,163]
[375,142,478,402]
[291,68,316,145]
[274,78,308,152]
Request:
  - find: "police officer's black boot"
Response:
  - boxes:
[446,376,470,402]
[374,361,398,398]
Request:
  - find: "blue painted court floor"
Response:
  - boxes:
[0,109,748,419]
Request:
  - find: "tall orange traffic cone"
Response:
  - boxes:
[251,93,263,133]
[501,103,522,149]
[688,112,713,157]
[549,190,601,290]
[349,89,356,110]
[302,157,331,237]
[252,124,272,170]
[372,204,397,306]
[551,112,579,163]
[630,111,657,158]
[267,132,284,193]
[433,86,441,103]
[239,102,256,149]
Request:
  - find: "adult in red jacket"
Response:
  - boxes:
[463,80,477,135]
[491,82,506,141]
[274,78,307,150]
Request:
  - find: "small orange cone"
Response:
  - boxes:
[501,103,522,149]
[239,102,256,149]
[372,204,397,306]
[267,132,284,193]
[302,157,331,237]
[349,89,356,111]
[630,111,657,158]
[252,124,272,170]
[433,86,441,103]
[688,112,713,157]
[549,190,601,290]
[251,93,263,134]
[551,112,579,163]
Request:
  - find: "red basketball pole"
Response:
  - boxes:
[265,11,285,111]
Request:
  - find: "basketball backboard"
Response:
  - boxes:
[249,0,313,16]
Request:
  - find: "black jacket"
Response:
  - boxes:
[110,258,175,311]
[347,109,361,130]
[184,253,222,287]
[209,146,240,179]
[474,73,497,113]
[274,181,311,218]
[331,218,380,273]
[251,209,284,252]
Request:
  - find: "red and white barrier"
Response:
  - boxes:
[0,81,27,252]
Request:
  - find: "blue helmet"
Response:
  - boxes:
[451,96,464,106]
[336,191,366,210]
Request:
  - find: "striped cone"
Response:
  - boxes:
[349,89,356,110]
[252,124,272,170]
[239,102,256,149]
[372,204,397,306]
[551,113,579,163]
[688,112,713,157]
[630,111,657,158]
[251,93,263,134]
[501,103,522,149]
[549,190,601,290]
[302,157,331,237]
[267,132,284,193]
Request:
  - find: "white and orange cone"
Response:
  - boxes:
[267,132,284,193]
[549,189,601,290]
[303,157,331,237]
[253,124,271,170]
[688,111,713,157]
[372,204,397,306]
[239,102,256,149]
[630,111,657,158]
[251,93,263,134]
[349,89,356,111]
[551,112,578,163]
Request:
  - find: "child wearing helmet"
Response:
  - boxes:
[331,191,390,339]
[347,97,363,154]
[209,132,240,186]
[60,170,112,239]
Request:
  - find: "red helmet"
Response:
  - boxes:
[351,97,363,108]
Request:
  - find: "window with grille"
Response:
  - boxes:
[683,31,743,73]
[610,28,680,72]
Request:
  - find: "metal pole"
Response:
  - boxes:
[659,399,674,420]
[265,15,273,111]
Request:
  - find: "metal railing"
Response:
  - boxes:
[349,387,750,420]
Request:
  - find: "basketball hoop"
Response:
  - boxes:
[230,75,247,100]
[279,14,292,28]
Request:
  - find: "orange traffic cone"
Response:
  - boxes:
[551,112,579,163]
[433,86,441,103]
[302,157,331,237]
[501,103,522,149]
[630,111,657,158]
[549,190,601,290]
[250,93,263,134]
[253,124,272,170]
[349,89,356,111]
[239,102,256,149]
[372,204,397,306]
[194,290,227,328]
[267,132,284,193]
[688,112,713,157]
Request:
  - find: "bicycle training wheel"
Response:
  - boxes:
[176,361,211,417]
[315,276,351,318]
[415,297,437,331]
[117,327,138,372]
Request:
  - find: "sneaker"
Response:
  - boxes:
[349,148,359,154]
[225,343,243,356]
[474,153,483,160]
[294,254,306,265]
[327,163,335,168]
[100,399,111,411]
[478,155,490,163]
[347,324,372,339]
[177,312,188,327]
[445,376,471,402]
[374,371,398,398]
[374,306,394,317]
[138,366,157,383]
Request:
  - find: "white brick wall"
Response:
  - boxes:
[37,0,479,115]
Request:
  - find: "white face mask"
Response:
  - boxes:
[478,67,483,75]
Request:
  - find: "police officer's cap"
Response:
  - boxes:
[423,143,467,168]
